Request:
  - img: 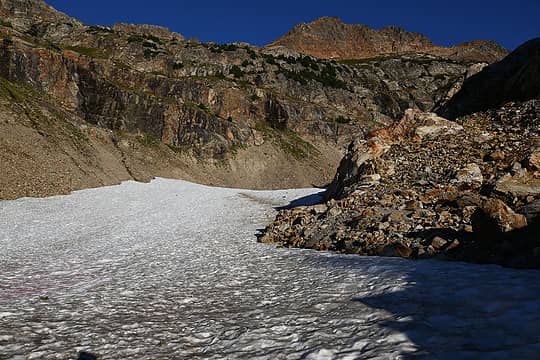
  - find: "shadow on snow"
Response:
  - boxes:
[301,253,540,359]
[274,190,325,211]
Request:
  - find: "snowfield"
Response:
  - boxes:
[1,178,539,359]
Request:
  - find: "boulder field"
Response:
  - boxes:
[261,102,540,268]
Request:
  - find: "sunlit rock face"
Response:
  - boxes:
[267,16,508,63]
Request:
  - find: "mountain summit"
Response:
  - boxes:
[267,17,508,63]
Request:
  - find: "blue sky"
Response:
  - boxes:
[47,0,539,50]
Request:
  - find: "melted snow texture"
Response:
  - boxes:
[0,178,539,359]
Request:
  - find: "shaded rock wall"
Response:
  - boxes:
[438,38,540,119]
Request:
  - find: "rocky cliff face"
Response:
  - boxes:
[0,0,504,198]
[268,17,508,63]
[438,38,540,119]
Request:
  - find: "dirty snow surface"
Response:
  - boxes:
[1,179,539,359]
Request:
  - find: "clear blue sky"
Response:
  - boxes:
[47,0,539,50]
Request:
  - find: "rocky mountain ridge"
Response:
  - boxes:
[268,16,508,63]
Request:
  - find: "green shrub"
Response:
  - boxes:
[166,143,183,153]
[143,48,156,59]
[276,68,308,85]
[0,34,13,42]
[0,19,13,28]
[264,55,276,65]
[278,130,318,160]
[299,55,318,69]
[64,46,103,58]
[323,116,353,124]
[210,43,239,53]
[433,73,447,80]
[276,62,347,89]
[335,116,352,124]
[229,65,245,78]
[45,41,62,52]
[234,79,252,88]
[146,34,162,44]
[318,64,346,89]
[219,43,238,51]
[127,34,144,43]
[150,70,166,77]
[114,61,131,70]
[64,121,88,142]
[143,47,168,59]
[137,133,160,147]
[246,48,258,59]
[0,76,25,102]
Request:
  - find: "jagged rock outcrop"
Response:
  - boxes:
[0,0,81,35]
[438,38,540,119]
[261,101,540,268]
[268,17,508,63]
[325,109,463,199]
[112,23,184,42]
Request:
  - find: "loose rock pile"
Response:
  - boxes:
[261,101,540,268]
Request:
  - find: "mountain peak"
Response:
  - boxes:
[311,16,342,24]
[0,0,80,32]
[268,19,507,63]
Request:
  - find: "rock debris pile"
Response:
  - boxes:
[261,101,540,268]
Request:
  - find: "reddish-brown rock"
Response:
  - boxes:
[472,198,528,234]
[267,17,508,63]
